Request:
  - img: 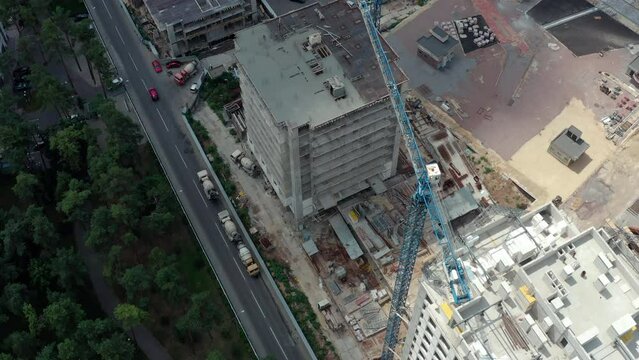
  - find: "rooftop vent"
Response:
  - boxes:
[308,32,322,47]
[325,76,346,100]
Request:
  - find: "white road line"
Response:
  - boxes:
[141,78,148,90]
[174,144,189,169]
[101,0,112,18]
[269,326,290,360]
[128,53,139,71]
[114,27,126,45]
[250,290,266,318]
[156,108,169,132]
[214,222,230,249]
[192,179,209,208]
[233,258,246,280]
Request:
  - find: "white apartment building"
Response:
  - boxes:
[403,203,639,360]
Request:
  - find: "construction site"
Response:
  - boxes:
[182,0,639,357]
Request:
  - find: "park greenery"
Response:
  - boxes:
[0,0,253,358]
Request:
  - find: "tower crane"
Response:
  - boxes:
[358,1,472,358]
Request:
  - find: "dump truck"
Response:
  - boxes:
[218,210,240,242]
[174,61,197,86]
[197,170,219,200]
[230,149,259,177]
[237,242,260,276]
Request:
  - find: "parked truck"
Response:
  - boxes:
[218,210,240,242]
[197,170,219,200]
[230,149,259,177]
[174,61,197,86]
[237,242,260,276]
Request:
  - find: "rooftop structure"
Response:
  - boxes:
[548,125,590,166]
[417,26,459,69]
[143,0,257,56]
[235,0,406,219]
[402,203,639,360]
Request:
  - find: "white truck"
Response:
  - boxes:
[238,242,260,277]
[230,149,259,177]
[218,210,240,242]
[197,170,219,200]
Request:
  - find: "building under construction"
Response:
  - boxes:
[234,0,406,219]
[143,0,257,57]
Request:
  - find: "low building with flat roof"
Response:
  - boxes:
[548,125,589,166]
[417,26,459,69]
[235,0,406,219]
[143,0,257,57]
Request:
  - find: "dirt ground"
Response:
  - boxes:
[507,98,615,204]
[562,134,639,230]
[386,0,635,159]
[193,104,366,360]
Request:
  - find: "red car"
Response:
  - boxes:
[152,60,162,73]
[149,87,159,101]
[166,60,182,69]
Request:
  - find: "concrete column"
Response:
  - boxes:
[288,126,303,221]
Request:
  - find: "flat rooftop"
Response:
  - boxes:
[523,229,639,357]
[144,0,243,27]
[235,0,406,129]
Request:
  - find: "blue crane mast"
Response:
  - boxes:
[358,1,472,358]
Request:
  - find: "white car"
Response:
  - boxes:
[190,82,200,93]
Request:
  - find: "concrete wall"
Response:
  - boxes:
[402,281,473,360]
[240,72,400,220]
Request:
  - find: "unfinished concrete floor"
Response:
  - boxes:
[194,104,366,360]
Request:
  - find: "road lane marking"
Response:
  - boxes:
[115,27,126,45]
[174,144,189,169]
[233,258,246,280]
[192,179,209,208]
[128,53,139,71]
[214,222,230,249]
[155,108,169,132]
[269,326,290,360]
[250,290,266,319]
[101,0,112,18]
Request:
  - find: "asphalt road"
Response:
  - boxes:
[84,2,311,359]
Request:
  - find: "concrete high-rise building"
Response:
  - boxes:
[402,203,639,360]
[143,0,257,57]
[234,0,406,219]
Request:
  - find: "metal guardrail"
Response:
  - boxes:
[85,2,259,358]
[180,112,318,360]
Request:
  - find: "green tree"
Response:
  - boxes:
[84,38,113,96]
[92,333,135,360]
[2,283,27,315]
[57,338,82,360]
[141,208,174,235]
[2,331,36,358]
[91,165,136,202]
[12,172,40,201]
[113,303,148,341]
[103,244,123,280]
[50,124,90,171]
[86,206,117,249]
[42,296,85,337]
[40,18,75,88]
[154,263,186,302]
[207,350,225,360]
[50,6,82,71]
[57,179,91,222]
[22,303,40,336]
[0,0,21,24]
[118,265,151,302]
[28,65,73,118]
[50,247,86,289]
[24,205,59,248]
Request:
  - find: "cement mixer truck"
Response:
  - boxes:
[218,210,240,242]
[197,170,219,200]
[238,243,260,277]
[174,61,197,86]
